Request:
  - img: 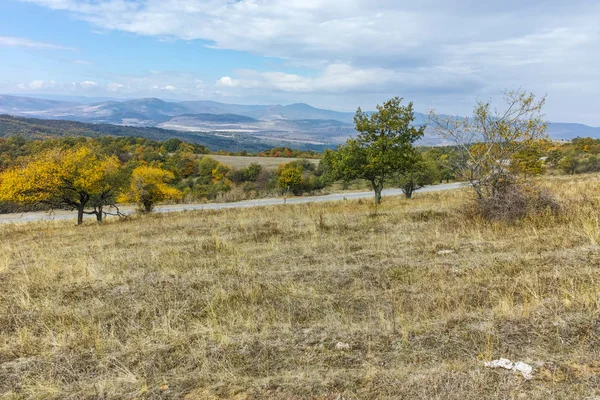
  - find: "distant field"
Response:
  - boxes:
[3,175,600,398]
[205,154,320,169]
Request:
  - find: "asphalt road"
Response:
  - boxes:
[0,182,465,224]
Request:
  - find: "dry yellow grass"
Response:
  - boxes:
[205,155,319,169]
[2,174,600,399]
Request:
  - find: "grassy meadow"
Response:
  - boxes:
[2,174,600,399]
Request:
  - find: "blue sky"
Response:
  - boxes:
[1,0,599,125]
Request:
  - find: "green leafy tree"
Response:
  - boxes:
[327,97,425,204]
[197,157,220,184]
[192,157,232,199]
[162,138,183,153]
[245,163,263,182]
[558,156,578,175]
[394,156,440,199]
[546,149,563,167]
[422,147,457,183]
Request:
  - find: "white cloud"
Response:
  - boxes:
[17,80,59,90]
[29,80,47,90]
[216,76,236,87]
[107,83,125,92]
[79,80,98,89]
[14,0,600,122]
[16,1,598,66]
[0,36,77,51]
[14,72,205,97]
[217,63,483,95]
[152,85,178,91]
[15,80,103,92]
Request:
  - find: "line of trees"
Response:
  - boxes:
[321,90,559,220]
[0,145,181,223]
[544,137,600,175]
[0,136,332,223]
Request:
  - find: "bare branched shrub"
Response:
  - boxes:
[468,184,561,221]
[430,89,561,221]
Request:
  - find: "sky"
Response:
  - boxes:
[0,0,599,124]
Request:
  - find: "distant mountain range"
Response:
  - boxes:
[0,94,598,146]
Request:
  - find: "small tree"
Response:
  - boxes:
[0,146,123,224]
[197,157,223,184]
[394,156,439,199]
[277,163,303,195]
[327,97,424,204]
[120,165,182,212]
[428,90,548,199]
[162,138,183,153]
[558,156,578,175]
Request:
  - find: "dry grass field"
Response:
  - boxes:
[2,175,600,399]
[205,155,319,169]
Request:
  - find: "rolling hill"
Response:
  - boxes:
[0,114,331,153]
[0,94,598,145]
[180,101,358,122]
[0,95,76,112]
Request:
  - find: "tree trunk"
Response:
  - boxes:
[96,205,103,223]
[77,205,84,225]
[143,200,153,213]
[76,193,90,225]
[472,181,484,199]
[371,180,383,205]
[402,182,415,199]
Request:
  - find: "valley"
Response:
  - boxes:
[2,94,598,146]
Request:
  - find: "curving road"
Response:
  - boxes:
[0,182,465,224]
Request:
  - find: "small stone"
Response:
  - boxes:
[437,249,455,255]
[335,342,350,351]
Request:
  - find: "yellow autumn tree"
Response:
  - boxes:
[119,165,182,212]
[0,146,123,224]
[277,163,303,195]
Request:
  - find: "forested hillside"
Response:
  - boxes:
[0,114,328,153]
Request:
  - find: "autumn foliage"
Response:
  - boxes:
[0,146,122,223]
[119,166,182,212]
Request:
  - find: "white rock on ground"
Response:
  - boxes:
[513,361,534,380]
[484,358,514,370]
[484,358,534,380]
[437,249,455,255]
[335,342,350,351]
